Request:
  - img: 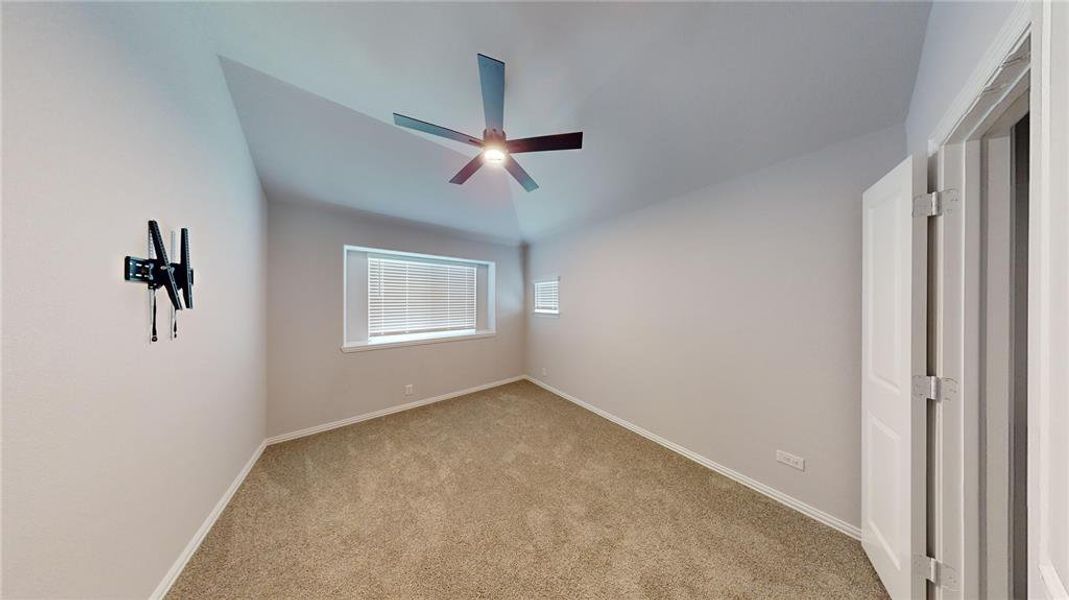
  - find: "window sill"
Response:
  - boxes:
[533,310,560,317]
[341,329,495,353]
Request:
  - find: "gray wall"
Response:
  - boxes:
[2,4,267,598]
[906,1,1019,152]
[266,201,525,438]
[525,126,905,527]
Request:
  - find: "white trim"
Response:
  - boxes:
[343,244,493,266]
[153,376,525,596]
[1029,2,1068,597]
[265,375,525,445]
[522,376,862,540]
[1040,562,1069,600]
[341,329,495,353]
[150,440,267,600]
[927,1,1032,154]
[926,7,1035,597]
[154,375,861,596]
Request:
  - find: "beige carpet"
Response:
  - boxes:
[168,381,887,599]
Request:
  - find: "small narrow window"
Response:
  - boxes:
[533,278,560,315]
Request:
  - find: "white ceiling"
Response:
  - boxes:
[204,2,930,244]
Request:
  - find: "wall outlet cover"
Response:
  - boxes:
[776,450,805,471]
[404,384,414,396]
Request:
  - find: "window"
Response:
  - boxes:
[343,246,495,351]
[533,278,560,315]
[368,256,476,337]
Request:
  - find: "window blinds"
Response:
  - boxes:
[368,256,477,337]
[533,279,559,314]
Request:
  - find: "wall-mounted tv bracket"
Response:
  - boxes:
[169,228,194,339]
[124,221,193,342]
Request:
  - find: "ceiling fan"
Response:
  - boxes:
[393,54,583,192]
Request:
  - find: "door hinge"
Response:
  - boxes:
[912,189,960,217]
[913,555,961,590]
[914,554,939,583]
[912,375,958,402]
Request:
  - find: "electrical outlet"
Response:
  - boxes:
[541,367,547,376]
[776,450,805,471]
[404,384,414,396]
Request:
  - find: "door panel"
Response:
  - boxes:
[862,154,927,600]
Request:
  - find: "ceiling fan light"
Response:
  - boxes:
[483,147,506,164]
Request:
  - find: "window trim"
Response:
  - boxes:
[532,276,560,316]
[342,245,496,352]
[341,329,496,353]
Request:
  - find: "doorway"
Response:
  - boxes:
[860,21,1034,600]
[979,101,1030,600]
[912,5,1067,598]
[927,29,1031,600]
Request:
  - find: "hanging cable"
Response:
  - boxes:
[151,288,158,343]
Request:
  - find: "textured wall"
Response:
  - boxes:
[525,126,905,528]
[2,4,267,597]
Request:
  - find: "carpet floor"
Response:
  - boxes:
[168,380,887,599]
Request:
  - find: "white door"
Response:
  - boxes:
[862,154,928,600]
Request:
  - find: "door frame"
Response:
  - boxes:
[1026,2,1069,597]
[925,1,1069,598]
[925,3,1032,599]
[974,94,1031,600]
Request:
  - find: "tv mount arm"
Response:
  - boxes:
[125,220,194,342]
[176,227,193,309]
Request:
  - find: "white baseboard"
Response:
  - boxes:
[151,439,266,600]
[153,373,857,597]
[152,375,526,597]
[265,375,526,445]
[522,375,862,540]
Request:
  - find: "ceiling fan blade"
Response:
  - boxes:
[393,113,482,147]
[449,155,484,185]
[504,156,538,192]
[477,54,505,134]
[507,132,583,154]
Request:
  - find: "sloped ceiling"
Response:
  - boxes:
[222,59,522,241]
[205,2,930,244]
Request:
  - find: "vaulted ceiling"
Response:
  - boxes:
[202,2,931,244]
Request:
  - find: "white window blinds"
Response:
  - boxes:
[368,256,477,337]
[533,279,559,314]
